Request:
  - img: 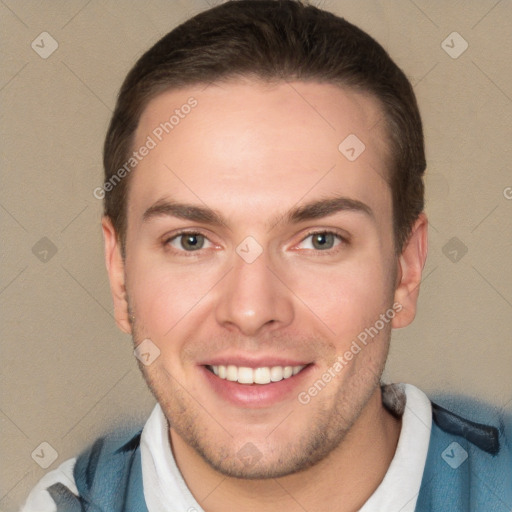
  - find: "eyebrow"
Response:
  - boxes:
[143,200,224,225]
[285,196,373,224]
[142,196,374,229]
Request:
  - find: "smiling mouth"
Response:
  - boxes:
[205,364,308,385]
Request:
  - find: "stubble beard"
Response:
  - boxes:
[128,303,390,479]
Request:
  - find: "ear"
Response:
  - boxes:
[392,213,428,329]
[102,216,132,334]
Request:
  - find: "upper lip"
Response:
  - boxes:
[199,355,312,368]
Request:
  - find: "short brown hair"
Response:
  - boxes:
[103,0,425,254]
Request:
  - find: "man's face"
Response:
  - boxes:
[112,80,408,478]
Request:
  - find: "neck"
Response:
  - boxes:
[170,386,401,512]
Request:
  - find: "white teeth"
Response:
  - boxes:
[283,366,293,379]
[270,366,283,382]
[254,367,271,384]
[209,364,306,385]
[237,367,254,384]
[226,365,238,382]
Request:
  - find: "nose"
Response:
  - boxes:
[214,249,294,337]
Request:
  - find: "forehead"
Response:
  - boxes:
[129,80,392,223]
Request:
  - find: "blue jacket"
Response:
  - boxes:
[46,398,512,511]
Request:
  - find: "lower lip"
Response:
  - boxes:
[200,365,314,408]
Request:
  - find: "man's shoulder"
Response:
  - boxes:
[19,458,78,512]
[62,426,146,511]
[75,424,144,468]
[417,393,512,512]
[20,426,145,512]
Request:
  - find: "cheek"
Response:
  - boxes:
[125,255,221,340]
[288,257,391,344]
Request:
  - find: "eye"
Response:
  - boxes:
[166,232,213,252]
[298,231,344,251]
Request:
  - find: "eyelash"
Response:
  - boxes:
[162,229,348,256]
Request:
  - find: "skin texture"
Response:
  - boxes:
[102,80,428,512]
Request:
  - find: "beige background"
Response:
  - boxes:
[1,0,511,510]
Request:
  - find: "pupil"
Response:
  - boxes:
[313,233,333,250]
[182,234,203,250]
